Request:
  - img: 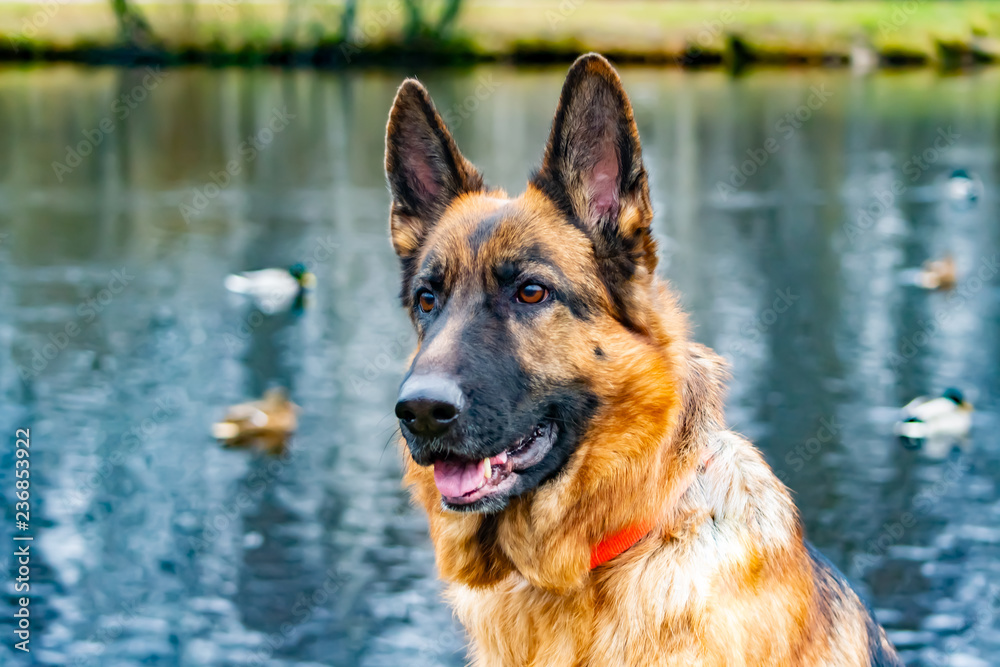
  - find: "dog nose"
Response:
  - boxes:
[395,374,464,438]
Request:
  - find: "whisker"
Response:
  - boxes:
[376,411,398,428]
[381,424,403,463]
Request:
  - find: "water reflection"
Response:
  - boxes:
[0,64,997,666]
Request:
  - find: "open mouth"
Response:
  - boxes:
[432,421,558,508]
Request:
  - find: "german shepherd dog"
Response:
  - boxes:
[384,54,901,666]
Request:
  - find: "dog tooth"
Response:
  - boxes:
[496,451,508,464]
[484,457,492,479]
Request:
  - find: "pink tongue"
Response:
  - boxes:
[433,458,485,498]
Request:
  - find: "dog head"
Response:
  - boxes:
[385,54,700,589]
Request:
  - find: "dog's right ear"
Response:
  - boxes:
[385,79,484,259]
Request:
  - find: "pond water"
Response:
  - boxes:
[0,63,998,667]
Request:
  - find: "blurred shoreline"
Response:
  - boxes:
[1,0,1000,69]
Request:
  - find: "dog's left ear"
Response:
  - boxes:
[385,79,485,259]
[532,53,656,274]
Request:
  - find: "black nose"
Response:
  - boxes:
[395,374,464,438]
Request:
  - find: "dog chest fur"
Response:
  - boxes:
[446,422,874,667]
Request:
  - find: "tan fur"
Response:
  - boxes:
[385,54,899,667]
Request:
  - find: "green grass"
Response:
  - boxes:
[2,1,1000,67]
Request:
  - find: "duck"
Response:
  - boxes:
[944,169,981,211]
[212,387,298,453]
[912,255,957,291]
[850,36,879,74]
[225,263,316,314]
[895,388,973,457]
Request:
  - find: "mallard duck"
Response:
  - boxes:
[224,263,316,314]
[895,388,973,456]
[212,388,298,453]
[913,255,957,291]
[944,169,981,211]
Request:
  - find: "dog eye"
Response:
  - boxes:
[417,290,436,313]
[516,283,548,304]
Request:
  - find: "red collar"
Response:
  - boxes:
[589,519,657,569]
[588,459,706,570]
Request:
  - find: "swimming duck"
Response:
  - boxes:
[225,263,316,314]
[944,169,981,211]
[913,255,957,291]
[212,387,298,453]
[895,388,973,456]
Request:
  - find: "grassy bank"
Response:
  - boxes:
[2,1,1000,68]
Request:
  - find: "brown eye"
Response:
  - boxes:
[417,290,436,313]
[516,283,548,304]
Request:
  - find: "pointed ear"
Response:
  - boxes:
[385,79,484,259]
[531,53,656,273]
